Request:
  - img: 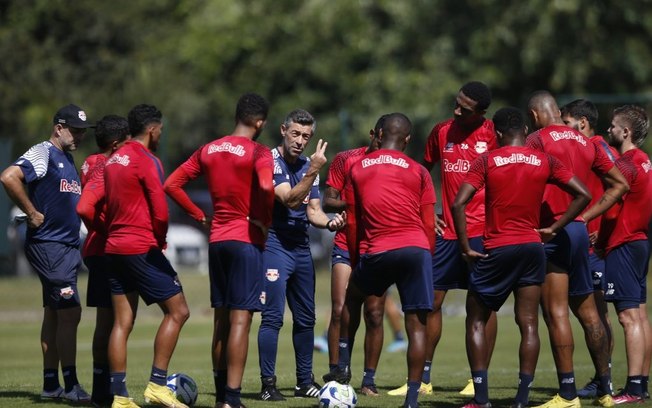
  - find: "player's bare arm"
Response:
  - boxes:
[322,185,345,213]
[307,197,345,231]
[580,166,629,223]
[275,139,328,209]
[0,165,44,228]
[537,175,592,242]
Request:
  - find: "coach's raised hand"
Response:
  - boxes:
[309,139,328,170]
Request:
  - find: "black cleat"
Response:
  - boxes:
[259,376,286,401]
[322,366,352,384]
[295,373,321,398]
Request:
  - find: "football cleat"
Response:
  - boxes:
[294,376,321,398]
[41,386,64,399]
[532,394,581,408]
[578,378,601,398]
[460,378,476,396]
[143,381,188,408]
[63,384,92,404]
[360,384,379,396]
[259,376,285,401]
[112,396,141,408]
[322,366,351,384]
[611,392,643,405]
[387,339,408,353]
[387,381,433,396]
[594,393,615,407]
[461,399,492,408]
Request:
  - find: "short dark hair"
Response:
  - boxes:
[560,99,598,130]
[492,107,526,134]
[613,105,649,147]
[95,115,129,150]
[235,93,269,127]
[460,81,492,111]
[284,109,316,132]
[381,112,412,139]
[128,104,162,136]
[373,114,390,135]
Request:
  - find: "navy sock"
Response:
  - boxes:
[471,370,489,404]
[599,373,613,396]
[422,361,432,384]
[110,372,128,397]
[43,368,60,392]
[213,369,227,403]
[337,338,350,369]
[62,365,79,392]
[558,371,576,400]
[92,363,111,401]
[225,385,241,407]
[149,366,167,386]
[329,364,338,372]
[362,368,376,386]
[405,381,420,407]
[515,373,534,405]
[626,376,643,396]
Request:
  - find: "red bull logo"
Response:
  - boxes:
[59,179,81,195]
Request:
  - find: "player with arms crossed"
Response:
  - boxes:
[560,99,619,399]
[341,113,436,408]
[77,114,130,407]
[321,114,386,396]
[452,107,591,408]
[391,81,497,397]
[256,109,345,401]
[0,104,93,404]
[104,104,190,408]
[164,93,274,408]
[526,91,629,408]
[596,105,652,404]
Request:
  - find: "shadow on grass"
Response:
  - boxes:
[0,391,45,403]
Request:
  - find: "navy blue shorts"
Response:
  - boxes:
[331,245,351,267]
[544,221,591,297]
[209,241,265,311]
[353,247,433,312]
[470,243,546,311]
[84,255,112,308]
[108,249,183,306]
[589,252,605,291]
[25,241,82,309]
[432,236,484,290]
[605,240,649,312]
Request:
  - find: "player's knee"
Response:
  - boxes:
[363,308,384,329]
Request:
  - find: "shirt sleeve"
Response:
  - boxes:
[615,156,637,187]
[420,166,437,205]
[309,173,321,200]
[15,142,50,182]
[179,146,205,179]
[546,154,574,186]
[326,151,346,191]
[591,140,615,177]
[463,155,487,190]
[423,122,443,166]
[272,152,288,187]
[525,132,544,152]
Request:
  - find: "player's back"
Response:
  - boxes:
[79,154,108,257]
[349,149,435,254]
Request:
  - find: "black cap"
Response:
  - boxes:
[53,104,94,128]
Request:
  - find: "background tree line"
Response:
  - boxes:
[1,0,651,169]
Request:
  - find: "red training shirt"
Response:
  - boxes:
[77,153,108,257]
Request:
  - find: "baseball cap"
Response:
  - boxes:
[53,104,94,128]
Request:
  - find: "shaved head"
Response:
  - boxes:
[380,113,412,150]
[527,90,562,130]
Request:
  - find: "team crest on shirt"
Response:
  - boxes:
[60,286,75,300]
[260,291,266,305]
[58,162,64,168]
[474,141,488,153]
[266,269,279,282]
[443,142,454,152]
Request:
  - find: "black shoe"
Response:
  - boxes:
[295,373,321,398]
[259,376,286,401]
[322,366,352,384]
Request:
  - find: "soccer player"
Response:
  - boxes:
[256,109,345,401]
[0,104,93,404]
[597,105,652,403]
[321,114,386,396]
[389,81,497,397]
[560,99,618,399]
[164,93,274,408]
[77,114,130,407]
[452,107,592,408]
[104,104,190,408]
[341,112,436,408]
[526,91,629,408]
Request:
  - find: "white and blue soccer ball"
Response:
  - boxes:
[166,372,198,406]
[318,381,357,408]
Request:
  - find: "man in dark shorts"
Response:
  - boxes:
[453,107,591,408]
[341,112,436,408]
[1,103,93,404]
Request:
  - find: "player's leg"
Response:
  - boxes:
[464,291,492,405]
[326,259,352,369]
[108,291,139,398]
[41,306,62,396]
[639,303,652,398]
[385,290,407,352]
[212,306,229,403]
[152,292,190,373]
[404,310,428,407]
[359,293,386,396]
[513,284,541,407]
[286,248,320,397]
[226,309,254,389]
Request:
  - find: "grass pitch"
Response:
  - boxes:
[0,268,651,407]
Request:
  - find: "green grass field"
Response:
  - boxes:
[1,268,651,407]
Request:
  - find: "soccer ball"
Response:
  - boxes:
[166,373,198,406]
[318,381,357,408]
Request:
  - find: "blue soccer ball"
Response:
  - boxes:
[318,381,357,408]
[166,372,198,406]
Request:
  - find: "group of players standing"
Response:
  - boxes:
[1,81,651,408]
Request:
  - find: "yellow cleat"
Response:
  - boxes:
[533,394,582,408]
[593,394,614,407]
[387,381,433,396]
[112,395,142,408]
[460,379,475,396]
[143,382,189,408]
